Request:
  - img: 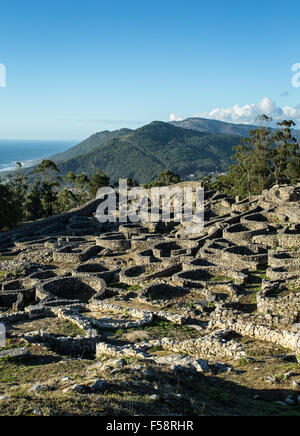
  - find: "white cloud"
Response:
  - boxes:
[291,64,300,88]
[194,97,300,126]
[169,112,183,122]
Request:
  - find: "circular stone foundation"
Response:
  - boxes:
[142,283,189,302]
[37,276,106,303]
[174,269,212,288]
[73,263,119,284]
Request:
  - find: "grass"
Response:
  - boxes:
[237,358,251,368]
[115,328,124,337]
[1,354,298,416]
[110,283,142,291]
[59,320,86,337]
[245,269,268,291]
[208,276,233,283]
[289,286,300,295]
[0,256,15,263]
[100,320,199,345]
[0,339,16,353]
[133,320,199,341]
[10,318,86,338]
[0,335,299,416]
[0,257,299,416]
[237,268,271,313]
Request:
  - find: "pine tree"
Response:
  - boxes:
[36,160,61,217]
[55,188,78,213]
[6,162,28,223]
[147,170,182,188]
[272,120,299,185]
[0,179,17,230]
[88,170,110,198]
[23,180,43,221]
[75,173,90,204]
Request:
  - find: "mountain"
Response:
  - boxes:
[50,128,132,162]
[170,117,260,136]
[5,117,299,184]
[54,121,240,183]
[170,117,300,139]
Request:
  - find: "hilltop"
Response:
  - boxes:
[10,117,300,185]
[52,121,240,183]
[0,183,299,416]
[50,128,132,162]
[169,117,258,136]
[171,117,300,138]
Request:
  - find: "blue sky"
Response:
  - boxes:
[1,0,300,140]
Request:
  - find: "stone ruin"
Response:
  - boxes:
[0,184,299,402]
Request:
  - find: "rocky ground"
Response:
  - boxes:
[0,184,299,416]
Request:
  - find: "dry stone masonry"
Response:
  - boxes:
[0,183,299,383]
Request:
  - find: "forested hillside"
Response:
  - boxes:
[55,121,240,183]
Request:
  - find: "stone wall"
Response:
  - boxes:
[208,307,298,351]
[0,198,104,248]
[36,275,106,302]
[147,332,247,360]
[257,281,300,324]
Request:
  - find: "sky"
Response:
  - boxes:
[1,0,300,140]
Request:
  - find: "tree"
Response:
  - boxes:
[37,159,60,177]
[23,180,43,221]
[64,172,89,205]
[286,155,300,184]
[238,115,273,195]
[64,171,77,189]
[147,170,182,188]
[55,189,78,213]
[36,160,61,217]
[200,175,212,190]
[88,170,110,198]
[214,115,274,197]
[40,180,60,217]
[6,162,28,223]
[75,173,90,204]
[271,120,298,185]
[212,164,250,198]
[0,180,17,230]
[212,115,300,198]
[114,178,138,188]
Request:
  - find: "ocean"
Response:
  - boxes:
[0,140,77,172]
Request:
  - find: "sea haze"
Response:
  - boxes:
[0,140,77,172]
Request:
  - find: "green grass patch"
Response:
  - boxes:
[0,256,15,263]
[111,283,142,291]
[209,276,233,283]
[60,320,86,337]
[134,319,199,341]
